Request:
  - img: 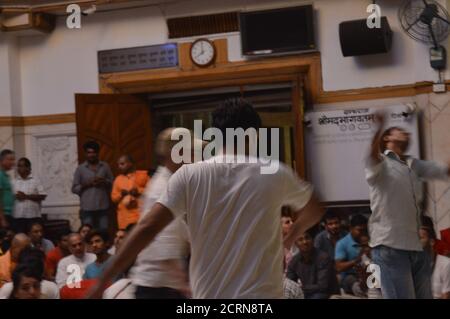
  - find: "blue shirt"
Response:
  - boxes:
[83,259,110,280]
[335,233,361,275]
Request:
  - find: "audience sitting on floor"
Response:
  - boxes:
[335,214,368,295]
[108,229,126,255]
[286,229,338,299]
[45,229,71,281]
[0,246,59,299]
[56,233,96,288]
[314,210,347,259]
[28,222,54,254]
[281,206,295,273]
[78,223,93,241]
[2,141,450,301]
[6,265,41,299]
[84,230,112,280]
[0,233,30,287]
[427,226,450,299]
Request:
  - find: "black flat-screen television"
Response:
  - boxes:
[239,5,315,56]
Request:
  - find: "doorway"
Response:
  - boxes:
[149,83,297,170]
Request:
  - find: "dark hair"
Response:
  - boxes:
[78,223,93,232]
[18,157,31,169]
[350,214,368,227]
[56,229,72,242]
[323,210,340,223]
[26,221,44,234]
[380,126,403,152]
[147,168,157,177]
[125,223,136,233]
[281,206,292,218]
[420,215,437,240]
[10,264,42,298]
[303,228,316,239]
[83,141,100,152]
[0,149,14,161]
[17,247,45,277]
[86,229,110,244]
[212,98,262,136]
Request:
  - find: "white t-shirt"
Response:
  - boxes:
[130,166,190,290]
[103,279,136,299]
[0,280,59,299]
[157,155,313,298]
[432,254,450,299]
[55,253,96,288]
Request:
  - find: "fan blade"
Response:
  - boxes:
[428,24,438,47]
[405,16,422,31]
[432,13,450,25]
[422,0,428,6]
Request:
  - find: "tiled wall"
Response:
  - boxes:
[416,92,450,236]
[0,126,13,151]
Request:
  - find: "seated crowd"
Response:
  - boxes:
[0,133,449,299]
[281,210,450,299]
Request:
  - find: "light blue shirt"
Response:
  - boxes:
[335,233,361,276]
[83,258,111,280]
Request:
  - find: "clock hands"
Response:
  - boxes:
[191,40,214,66]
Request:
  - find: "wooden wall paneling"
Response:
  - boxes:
[292,77,306,178]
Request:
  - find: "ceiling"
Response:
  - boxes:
[0,0,180,14]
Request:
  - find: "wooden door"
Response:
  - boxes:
[75,94,153,176]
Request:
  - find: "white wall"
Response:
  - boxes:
[10,0,448,116]
[0,36,17,116]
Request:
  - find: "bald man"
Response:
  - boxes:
[127,128,202,299]
[0,233,30,287]
[55,233,96,288]
[111,155,149,230]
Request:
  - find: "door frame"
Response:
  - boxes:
[98,52,320,178]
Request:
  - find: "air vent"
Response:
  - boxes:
[167,12,239,38]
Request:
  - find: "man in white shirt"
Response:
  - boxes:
[56,233,96,288]
[107,229,126,255]
[366,112,450,299]
[13,157,46,234]
[89,98,323,299]
[129,128,191,299]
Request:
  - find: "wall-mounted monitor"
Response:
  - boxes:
[239,5,316,56]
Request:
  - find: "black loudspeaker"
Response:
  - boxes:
[339,17,393,57]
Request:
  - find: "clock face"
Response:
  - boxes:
[190,39,216,67]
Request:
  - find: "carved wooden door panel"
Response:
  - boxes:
[75,94,153,177]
